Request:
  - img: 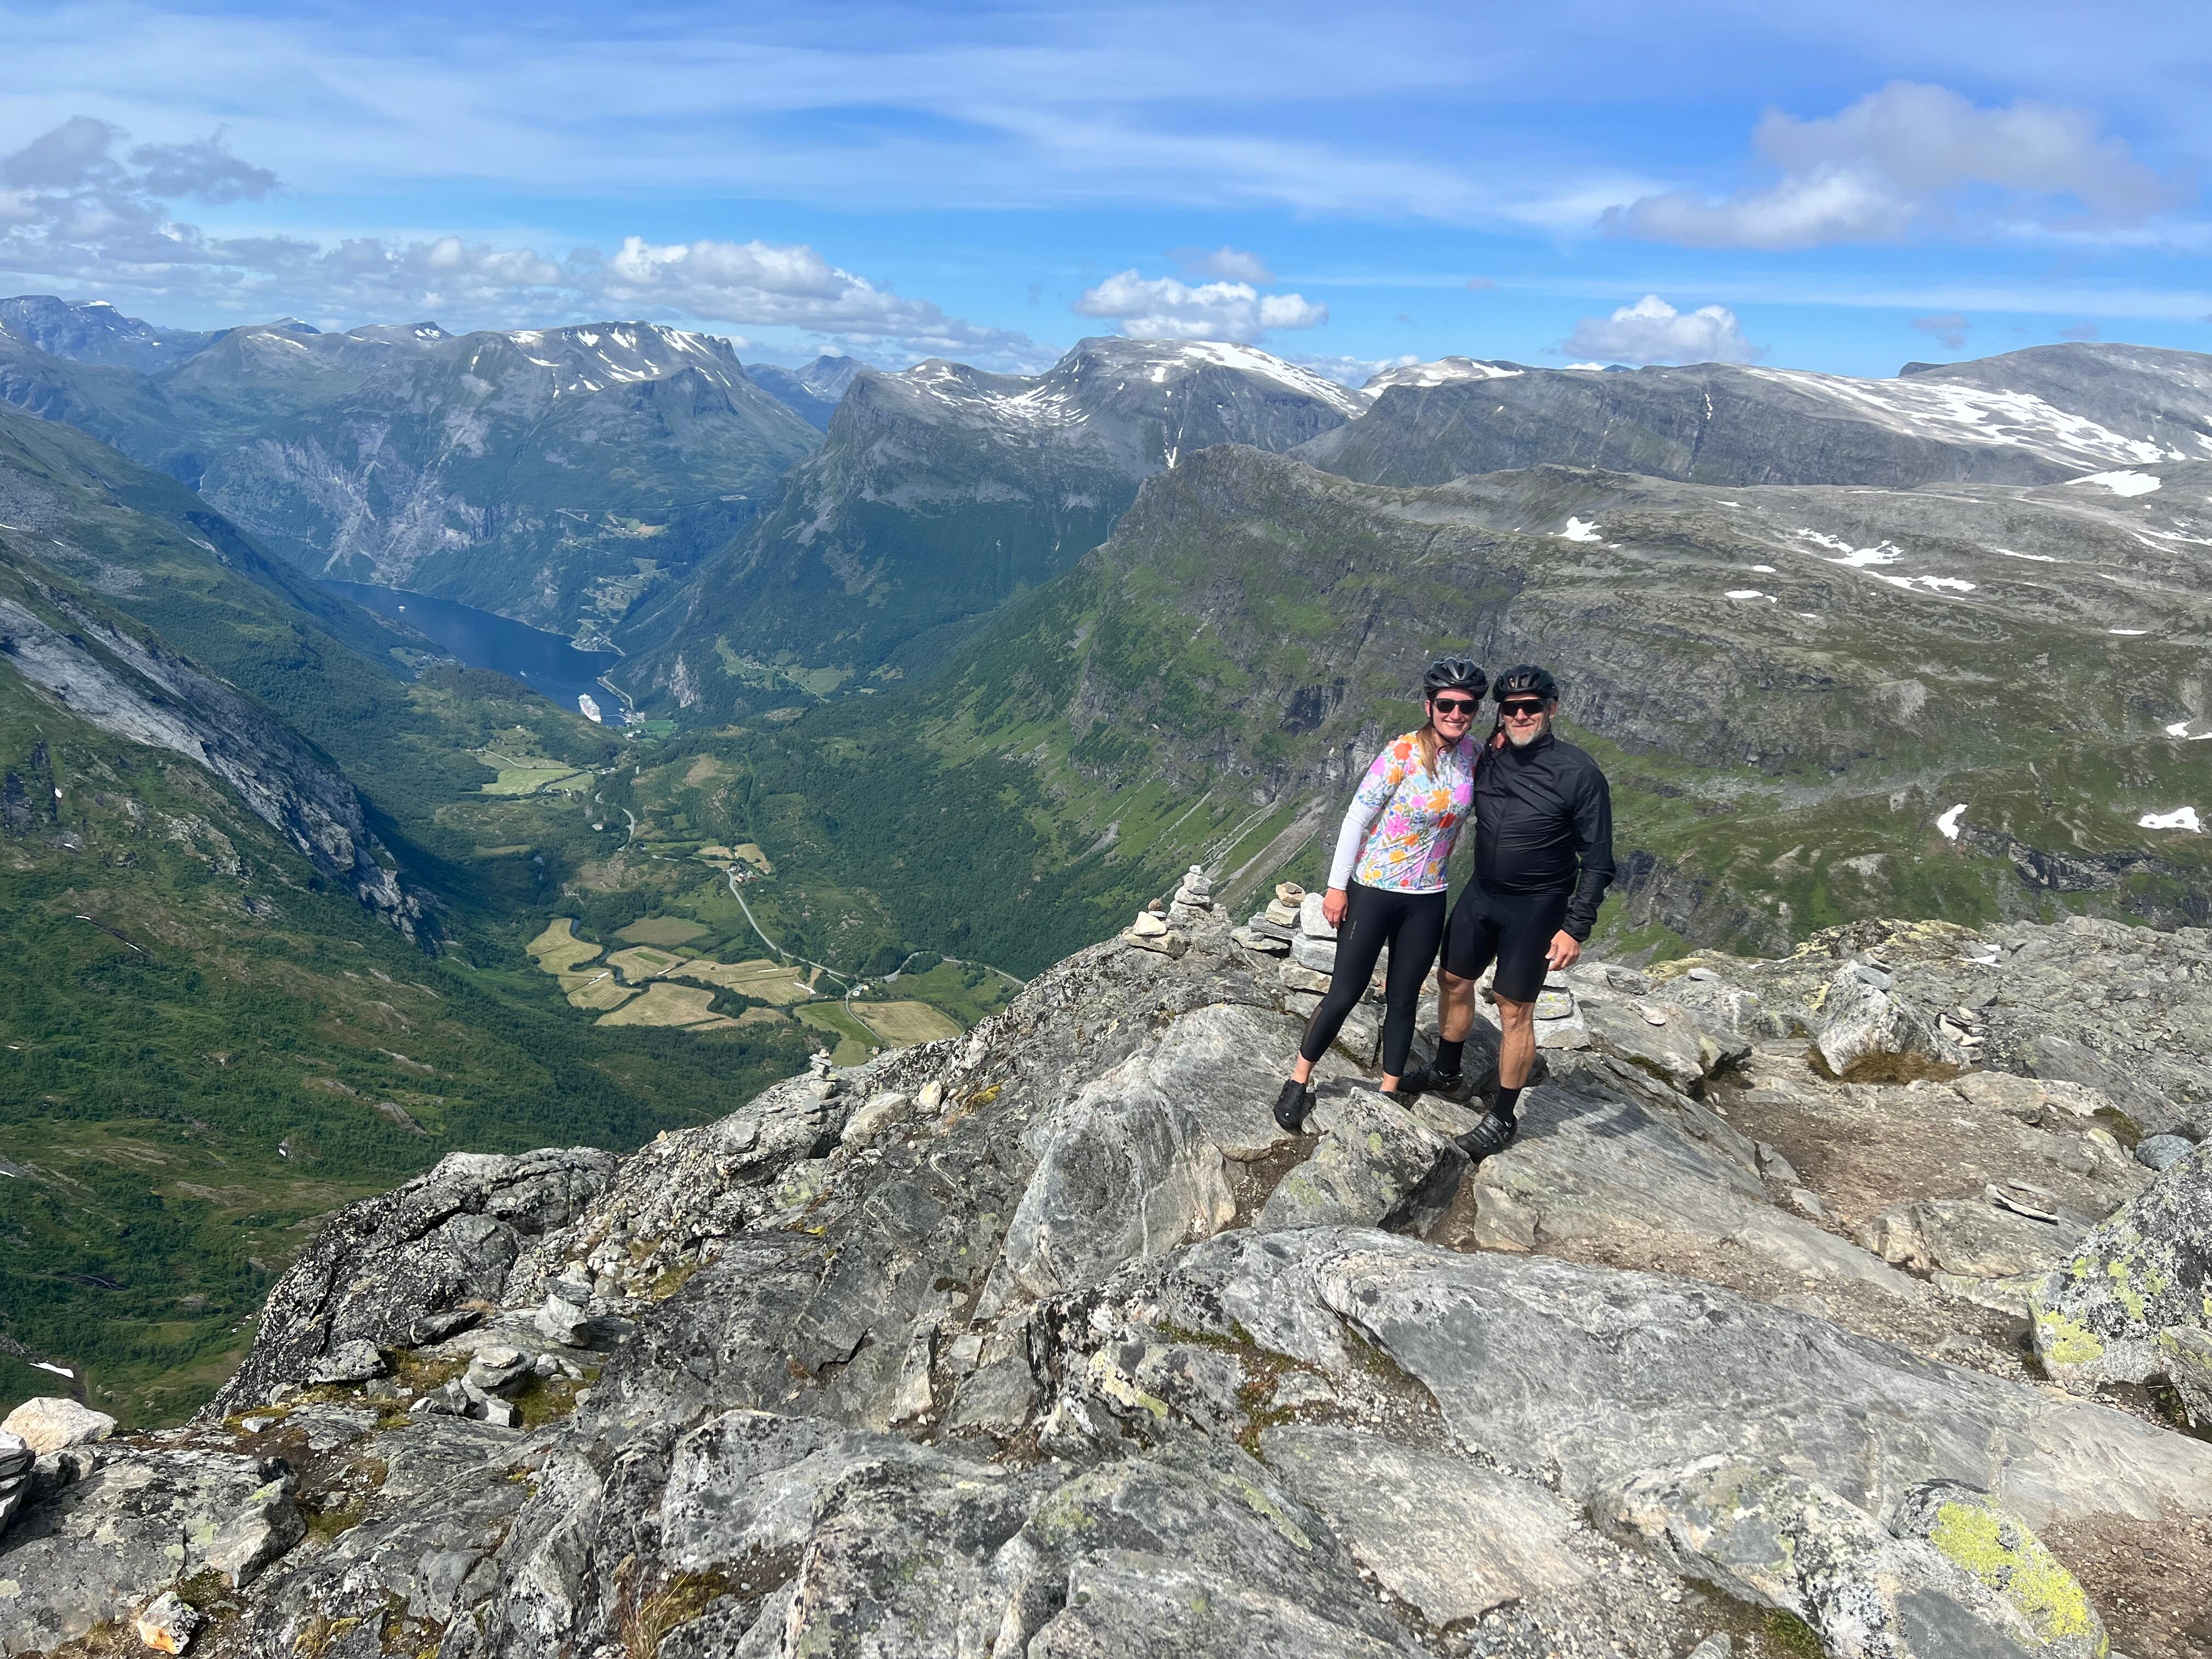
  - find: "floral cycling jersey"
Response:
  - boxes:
[1325,729,1478,894]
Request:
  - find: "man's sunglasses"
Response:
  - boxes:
[1430,696,1480,714]
[1499,699,1547,718]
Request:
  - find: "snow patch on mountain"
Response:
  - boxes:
[1794,530,1903,566]
[1364,356,1526,393]
[2079,469,2163,496]
[2140,806,2203,832]
[1750,368,2183,470]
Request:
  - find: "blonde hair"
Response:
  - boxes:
[1414,715,1441,777]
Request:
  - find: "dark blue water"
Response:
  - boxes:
[324,582,622,723]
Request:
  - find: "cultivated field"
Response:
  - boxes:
[606,945,684,981]
[527,918,603,975]
[854,999,962,1046]
[561,969,636,1011]
[795,1002,876,1064]
[596,983,727,1028]
[672,957,815,1004]
[614,917,709,948]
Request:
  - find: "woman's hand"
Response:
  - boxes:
[1323,887,1350,928]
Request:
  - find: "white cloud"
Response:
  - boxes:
[1167,245,1273,283]
[0,117,1031,360]
[1604,82,2183,250]
[1558,295,1761,365]
[1071,269,1327,343]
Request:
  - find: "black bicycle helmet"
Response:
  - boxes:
[1490,664,1559,703]
[1423,657,1487,698]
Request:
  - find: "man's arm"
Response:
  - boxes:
[1560,764,1616,941]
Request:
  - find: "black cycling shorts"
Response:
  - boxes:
[1443,883,1570,1002]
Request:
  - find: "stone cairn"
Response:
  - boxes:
[1125,865,1217,958]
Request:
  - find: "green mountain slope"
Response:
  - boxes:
[647,441,2212,981]
[617,337,1368,718]
[0,410,811,1425]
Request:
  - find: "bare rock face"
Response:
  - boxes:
[17,907,2212,1658]
[0,1446,273,1655]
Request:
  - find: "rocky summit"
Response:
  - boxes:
[5,896,2211,1659]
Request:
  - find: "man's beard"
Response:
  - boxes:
[1504,715,1550,748]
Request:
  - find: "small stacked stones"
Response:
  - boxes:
[1166,864,1214,928]
[1126,896,1187,958]
[1232,881,1300,956]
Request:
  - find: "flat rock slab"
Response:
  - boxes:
[1260,1425,1594,1622]
[1465,1077,1916,1299]
[1866,1199,2086,1279]
[1134,1228,2212,1529]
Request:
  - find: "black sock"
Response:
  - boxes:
[1435,1039,1464,1077]
[1493,1084,1523,1125]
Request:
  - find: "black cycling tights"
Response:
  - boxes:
[1297,881,1446,1079]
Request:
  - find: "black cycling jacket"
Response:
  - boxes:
[1471,727,1616,940]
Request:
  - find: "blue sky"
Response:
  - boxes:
[3,0,2210,379]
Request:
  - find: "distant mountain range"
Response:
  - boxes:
[0,300,823,641]
[9,290,2212,952]
[618,336,1372,712]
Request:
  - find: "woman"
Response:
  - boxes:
[1274,657,1487,1132]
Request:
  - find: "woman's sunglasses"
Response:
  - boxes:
[1431,696,1480,715]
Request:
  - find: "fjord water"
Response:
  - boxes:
[324,580,622,720]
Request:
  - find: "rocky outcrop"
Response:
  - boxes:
[2030,1141,2212,1421]
[208,1147,616,1414]
[7,904,2210,1657]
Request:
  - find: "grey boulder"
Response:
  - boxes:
[0,1400,115,1457]
[1599,1457,2046,1657]
[1003,1049,1234,1297]
[1256,1089,1466,1234]
[1887,1481,2108,1659]
[204,1474,305,1588]
[2136,1132,2195,1171]
[2029,1138,2212,1419]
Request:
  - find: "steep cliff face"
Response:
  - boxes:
[7,899,2211,1657]
[0,549,427,937]
[0,316,822,639]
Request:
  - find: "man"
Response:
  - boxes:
[1402,664,1615,1159]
